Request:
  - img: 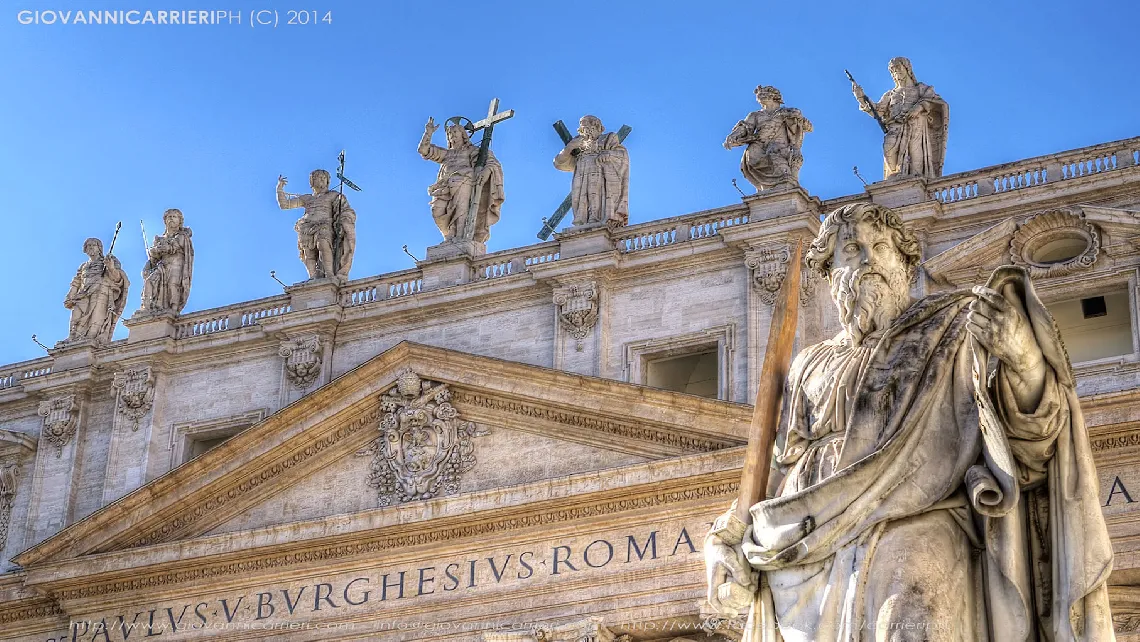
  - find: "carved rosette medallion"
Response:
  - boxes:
[278,335,323,390]
[37,395,77,457]
[0,463,17,553]
[553,281,599,351]
[112,366,155,431]
[356,370,488,506]
[1009,208,1101,278]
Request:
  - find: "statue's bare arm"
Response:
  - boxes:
[967,285,1048,413]
[276,175,303,210]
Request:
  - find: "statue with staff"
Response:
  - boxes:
[139,208,194,316]
[418,98,512,253]
[849,57,949,180]
[63,223,130,345]
[704,203,1115,640]
[276,166,357,282]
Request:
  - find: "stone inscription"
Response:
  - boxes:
[57,521,703,641]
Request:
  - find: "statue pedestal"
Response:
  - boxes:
[555,223,614,259]
[426,239,486,262]
[285,278,341,311]
[48,341,97,372]
[123,311,176,344]
[741,186,817,222]
[867,176,929,209]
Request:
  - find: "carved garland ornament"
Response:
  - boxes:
[278,335,323,390]
[553,282,599,351]
[37,394,77,457]
[112,366,155,431]
[356,370,488,506]
[1009,208,1101,278]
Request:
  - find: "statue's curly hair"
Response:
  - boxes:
[754,85,783,104]
[806,202,921,279]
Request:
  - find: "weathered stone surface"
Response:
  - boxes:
[725,85,812,192]
[851,57,948,180]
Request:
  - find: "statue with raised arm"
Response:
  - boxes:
[850,57,949,180]
[553,115,629,227]
[704,203,1115,640]
[724,85,813,192]
[64,237,129,344]
[418,117,504,244]
[276,169,356,281]
[140,208,193,315]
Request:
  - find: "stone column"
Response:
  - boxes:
[552,279,606,376]
[101,365,158,504]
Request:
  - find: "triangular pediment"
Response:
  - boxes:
[922,217,1018,286]
[14,342,749,568]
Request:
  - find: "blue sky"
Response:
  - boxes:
[1,0,1137,364]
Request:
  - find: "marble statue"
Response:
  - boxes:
[140,208,193,315]
[276,170,356,281]
[704,203,1115,640]
[418,118,505,244]
[724,86,812,192]
[553,115,629,227]
[851,57,948,180]
[64,238,129,344]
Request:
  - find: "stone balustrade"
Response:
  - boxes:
[0,358,53,390]
[928,137,1140,203]
[341,269,425,307]
[174,295,292,339]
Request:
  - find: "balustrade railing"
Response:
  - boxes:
[928,137,1140,204]
[341,270,425,307]
[175,295,292,339]
[0,358,53,390]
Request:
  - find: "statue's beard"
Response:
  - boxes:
[831,266,911,345]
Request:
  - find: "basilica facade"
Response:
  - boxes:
[0,133,1139,640]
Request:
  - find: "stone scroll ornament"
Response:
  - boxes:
[112,367,155,431]
[356,370,488,506]
[278,336,323,390]
[553,282,599,351]
[38,395,77,457]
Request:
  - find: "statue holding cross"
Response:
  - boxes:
[552,115,630,232]
[418,98,512,254]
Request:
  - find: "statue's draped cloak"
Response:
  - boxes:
[732,108,809,189]
[877,82,948,178]
[568,132,629,227]
[143,228,193,312]
[330,193,355,279]
[741,266,1113,641]
[424,143,504,243]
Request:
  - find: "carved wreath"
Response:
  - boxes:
[356,370,488,506]
[1009,208,1100,278]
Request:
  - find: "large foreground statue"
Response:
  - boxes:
[140,208,193,315]
[705,203,1114,640]
[276,169,356,281]
[64,237,129,344]
[851,57,948,180]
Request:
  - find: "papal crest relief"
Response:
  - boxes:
[357,370,489,506]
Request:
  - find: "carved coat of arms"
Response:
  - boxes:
[357,370,488,506]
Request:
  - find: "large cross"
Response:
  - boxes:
[462,98,514,242]
[537,120,632,240]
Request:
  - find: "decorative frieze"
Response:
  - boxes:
[37,395,78,457]
[357,370,489,506]
[553,281,599,351]
[278,335,323,390]
[112,366,155,431]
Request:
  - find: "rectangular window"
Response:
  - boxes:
[646,350,719,398]
[623,325,735,401]
[1049,291,1134,363]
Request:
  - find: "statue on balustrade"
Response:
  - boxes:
[851,57,949,180]
[418,117,504,244]
[704,202,1115,640]
[724,85,813,192]
[139,208,194,316]
[276,169,356,281]
[63,237,130,345]
[553,115,629,228]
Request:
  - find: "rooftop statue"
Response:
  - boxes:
[418,117,505,247]
[724,85,812,192]
[139,208,193,316]
[276,169,356,281]
[553,115,629,228]
[705,203,1114,640]
[851,57,949,180]
[63,237,129,345]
